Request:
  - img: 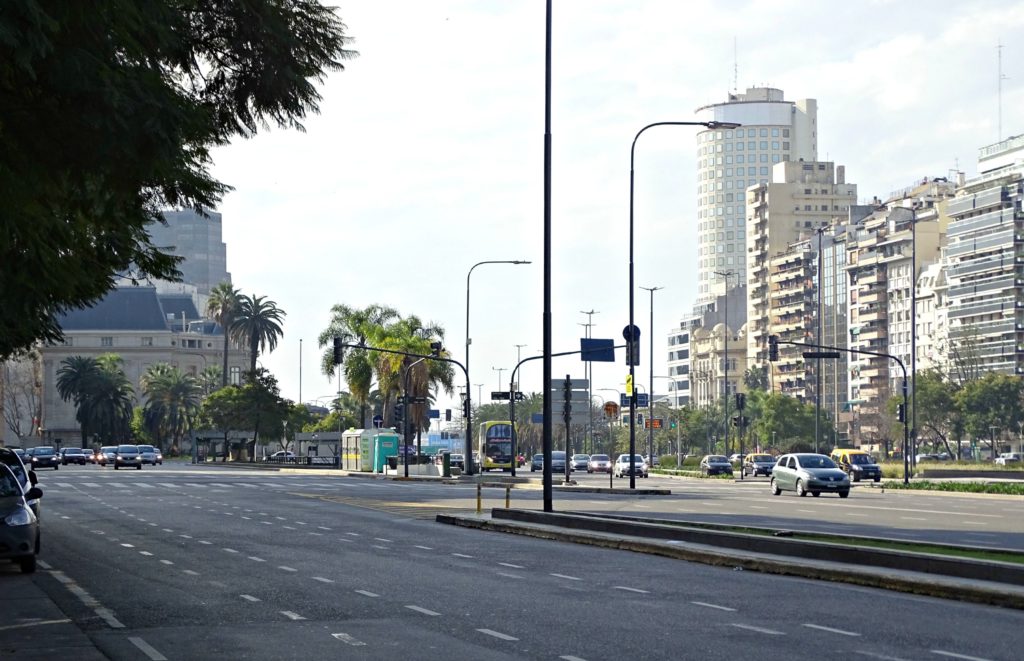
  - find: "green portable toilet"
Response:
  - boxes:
[358,429,400,472]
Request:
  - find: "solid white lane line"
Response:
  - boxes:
[281,611,306,621]
[803,623,860,636]
[0,619,71,632]
[414,545,433,550]
[730,623,784,635]
[900,517,927,521]
[691,601,736,612]
[128,637,167,661]
[498,562,524,569]
[332,633,367,646]
[405,605,440,616]
[550,573,581,581]
[930,651,994,661]
[477,628,518,641]
[962,521,988,526]
[312,576,334,583]
[614,586,649,594]
[355,590,379,598]
[279,566,298,572]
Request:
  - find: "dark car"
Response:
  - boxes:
[26,446,60,470]
[530,453,543,472]
[61,448,88,466]
[114,444,142,470]
[0,463,43,573]
[743,453,776,477]
[700,455,733,477]
[0,448,40,517]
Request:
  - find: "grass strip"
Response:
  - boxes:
[882,480,1024,495]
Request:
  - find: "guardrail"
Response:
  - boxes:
[261,456,340,467]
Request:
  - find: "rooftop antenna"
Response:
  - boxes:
[733,36,738,92]
[998,39,1009,141]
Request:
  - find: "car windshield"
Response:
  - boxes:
[750,455,772,462]
[708,456,728,462]
[799,455,837,469]
[34,447,55,456]
[533,455,543,461]
[620,455,644,462]
[102,447,116,452]
[138,445,155,452]
[117,445,139,452]
[552,452,566,459]
[574,455,590,461]
[0,467,21,497]
[849,454,873,465]
[64,448,83,454]
[591,455,609,461]
[450,454,463,461]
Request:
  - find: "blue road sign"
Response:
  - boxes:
[372,414,384,428]
[637,393,649,407]
[531,413,544,424]
[428,409,440,419]
[620,393,629,407]
[580,338,615,362]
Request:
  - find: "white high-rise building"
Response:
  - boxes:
[694,87,818,302]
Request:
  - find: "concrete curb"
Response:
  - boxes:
[437,514,1024,610]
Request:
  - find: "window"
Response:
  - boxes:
[747,141,755,150]
[101,337,113,347]
[229,366,241,386]
[760,141,768,150]
[759,128,768,137]
[141,337,153,347]
[772,141,779,150]
[735,129,744,137]
[783,129,790,137]
[771,128,779,137]
[783,142,790,150]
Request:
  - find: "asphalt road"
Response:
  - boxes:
[9,463,1024,660]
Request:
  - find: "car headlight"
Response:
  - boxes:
[5,507,35,526]
[852,465,862,471]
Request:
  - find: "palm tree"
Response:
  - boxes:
[230,294,286,373]
[56,356,101,442]
[318,304,398,426]
[197,365,222,396]
[206,282,241,387]
[142,365,202,454]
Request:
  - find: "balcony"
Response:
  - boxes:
[857,307,887,324]
[858,325,886,342]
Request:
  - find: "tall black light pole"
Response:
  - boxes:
[713,270,734,457]
[542,0,553,511]
[629,120,740,490]
[815,226,827,454]
[907,202,920,472]
[466,259,530,475]
[579,309,598,453]
[640,286,662,465]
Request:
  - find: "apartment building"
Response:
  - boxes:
[687,322,747,412]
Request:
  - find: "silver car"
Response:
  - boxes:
[137,444,163,465]
[114,444,143,470]
[771,453,850,498]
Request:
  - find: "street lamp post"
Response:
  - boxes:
[640,286,663,468]
[713,270,735,457]
[628,120,740,490]
[492,367,506,394]
[579,309,598,453]
[466,259,530,475]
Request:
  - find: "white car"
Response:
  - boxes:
[995,452,1021,466]
[614,454,648,478]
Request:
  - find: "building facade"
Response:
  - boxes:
[694,87,818,302]
[148,209,231,296]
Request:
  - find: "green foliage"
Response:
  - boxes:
[882,480,1024,496]
[198,369,291,459]
[0,1,355,359]
[141,363,201,453]
[206,283,241,387]
[231,294,286,373]
[955,372,1024,451]
[305,410,356,434]
[130,408,156,446]
[56,354,134,443]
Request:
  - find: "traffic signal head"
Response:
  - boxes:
[735,392,746,411]
[430,341,443,357]
[768,335,779,362]
[896,403,906,423]
[332,336,344,365]
[394,402,405,422]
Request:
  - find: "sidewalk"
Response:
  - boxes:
[0,570,106,660]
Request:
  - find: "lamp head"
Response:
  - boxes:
[706,121,741,130]
[513,260,531,265]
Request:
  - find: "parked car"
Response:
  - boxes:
[60,448,88,466]
[530,453,543,472]
[550,451,567,474]
[614,454,648,478]
[743,453,775,477]
[137,444,163,465]
[264,450,297,463]
[97,446,118,466]
[700,455,733,477]
[643,455,660,468]
[995,452,1022,466]
[570,454,590,472]
[0,463,43,574]
[830,448,882,482]
[114,444,142,470]
[771,453,850,498]
[728,453,745,466]
[587,454,612,473]
[0,447,40,517]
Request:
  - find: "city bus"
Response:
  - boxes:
[479,420,514,471]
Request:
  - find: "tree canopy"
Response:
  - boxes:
[0,1,355,359]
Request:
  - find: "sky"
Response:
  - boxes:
[210,0,1024,419]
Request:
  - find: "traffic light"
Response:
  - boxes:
[332,336,344,365]
[670,420,677,429]
[897,403,906,423]
[445,409,452,422]
[768,335,779,362]
[562,376,572,420]
[430,341,443,357]
[735,392,746,411]
[637,413,644,428]
[461,395,470,418]
[394,402,405,422]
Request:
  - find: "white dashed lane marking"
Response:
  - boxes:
[355,590,379,598]
[691,601,736,612]
[405,605,440,616]
[930,651,994,661]
[803,623,860,636]
[498,562,524,569]
[281,611,306,621]
[477,629,518,641]
[332,633,366,646]
[550,573,581,581]
[128,636,167,661]
[312,577,334,584]
[730,623,784,635]
[614,586,649,594]
[240,595,261,602]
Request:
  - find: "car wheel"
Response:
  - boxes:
[796,479,807,497]
[812,491,820,497]
[54,465,58,470]
[873,476,880,483]
[839,490,850,498]
[136,464,142,470]
[770,479,781,496]
[19,556,37,574]
[114,465,119,470]
[853,472,861,483]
